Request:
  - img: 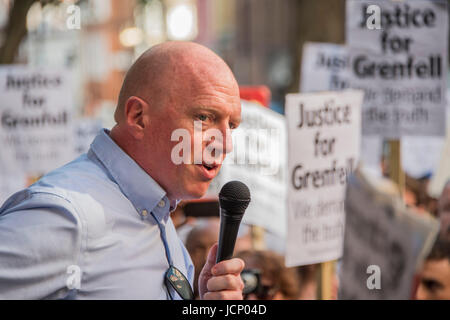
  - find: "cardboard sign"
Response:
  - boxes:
[285,90,363,267]
[300,42,350,93]
[74,118,102,156]
[0,66,75,175]
[428,111,450,197]
[340,168,439,299]
[300,42,384,177]
[402,136,444,179]
[0,174,27,205]
[206,100,288,236]
[346,0,448,137]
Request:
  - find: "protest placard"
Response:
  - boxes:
[401,136,444,179]
[300,42,350,93]
[0,66,75,175]
[299,40,447,179]
[339,167,440,299]
[346,0,448,137]
[0,174,27,205]
[300,42,383,177]
[429,127,450,198]
[285,90,363,267]
[74,118,102,156]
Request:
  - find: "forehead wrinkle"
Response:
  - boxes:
[115,41,239,122]
[193,90,241,117]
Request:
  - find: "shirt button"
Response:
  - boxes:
[158,200,165,208]
[141,209,148,217]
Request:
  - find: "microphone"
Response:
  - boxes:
[216,181,251,263]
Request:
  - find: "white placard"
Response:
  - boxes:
[285,90,363,267]
[300,42,350,93]
[0,174,27,205]
[402,136,444,179]
[346,0,448,137]
[0,66,75,175]
[74,118,102,156]
[428,120,450,197]
[300,42,383,177]
[206,100,288,236]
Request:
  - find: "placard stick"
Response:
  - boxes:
[250,225,265,250]
[317,260,335,300]
[388,140,405,195]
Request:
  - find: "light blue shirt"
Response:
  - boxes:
[0,129,194,299]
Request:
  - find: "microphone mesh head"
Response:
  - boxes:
[219,181,251,214]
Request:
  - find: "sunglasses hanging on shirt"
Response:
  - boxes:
[164,265,194,300]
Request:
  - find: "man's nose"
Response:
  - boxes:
[209,124,233,154]
[202,125,233,161]
[224,126,233,155]
[415,285,427,300]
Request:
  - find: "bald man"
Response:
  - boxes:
[0,42,244,300]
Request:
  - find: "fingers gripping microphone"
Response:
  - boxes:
[216,181,251,263]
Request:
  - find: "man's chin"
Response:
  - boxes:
[182,182,211,200]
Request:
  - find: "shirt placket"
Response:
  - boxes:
[147,198,180,300]
[147,198,174,266]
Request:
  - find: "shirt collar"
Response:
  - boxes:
[89,129,176,222]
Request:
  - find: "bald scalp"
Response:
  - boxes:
[114,41,237,123]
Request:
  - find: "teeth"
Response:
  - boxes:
[203,164,214,170]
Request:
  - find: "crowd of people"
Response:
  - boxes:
[175,172,450,300]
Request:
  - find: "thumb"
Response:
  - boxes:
[198,243,218,299]
[203,243,218,273]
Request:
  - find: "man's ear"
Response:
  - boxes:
[124,96,148,139]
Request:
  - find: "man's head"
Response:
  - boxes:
[110,41,241,201]
[416,237,450,300]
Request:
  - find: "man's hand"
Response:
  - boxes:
[198,243,245,300]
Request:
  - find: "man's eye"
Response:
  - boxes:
[197,114,208,121]
[422,279,442,292]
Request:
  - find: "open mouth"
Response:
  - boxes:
[196,162,219,179]
[202,162,216,171]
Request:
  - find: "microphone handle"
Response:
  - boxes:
[216,209,243,263]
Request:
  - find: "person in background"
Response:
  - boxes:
[185,218,252,299]
[404,174,437,216]
[185,218,220,299]
[296,264,318,300]
[236,250,301,300]
[417,173,438,216]
[416,237,450,300]
[438,180,450,239]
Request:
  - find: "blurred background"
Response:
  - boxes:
[0,0,347,117]
[1,0,450,300]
